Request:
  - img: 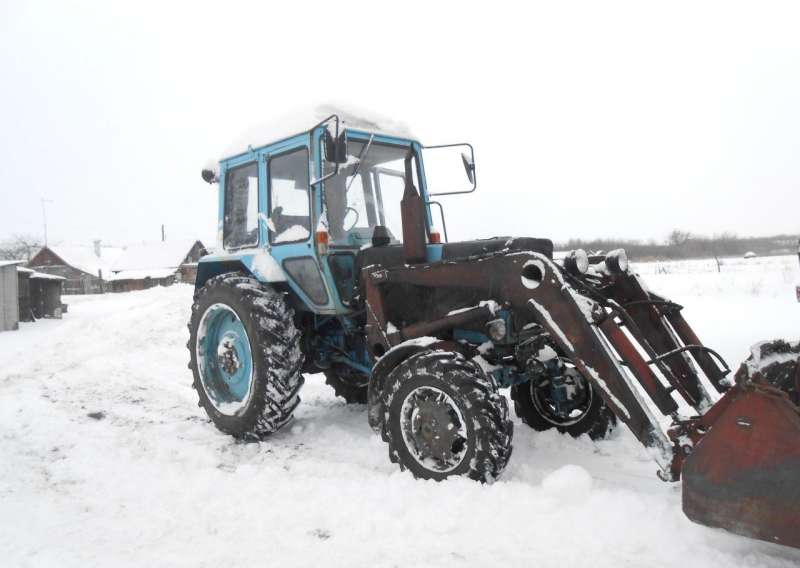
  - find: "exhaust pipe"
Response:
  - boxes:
[400,148,427,264]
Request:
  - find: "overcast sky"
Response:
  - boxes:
[1,1,798,248]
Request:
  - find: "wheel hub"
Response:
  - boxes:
[217,337,241,375]
[401,386,468,471]
[532,361,592,426]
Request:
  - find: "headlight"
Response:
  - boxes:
[564,249,589,275]
[605,249,629,274]
[486,318,507,342]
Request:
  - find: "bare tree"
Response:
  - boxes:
[0,234,43,261]
[667,229,692,247]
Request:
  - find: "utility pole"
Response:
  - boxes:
[41,198,53,246]
[161,224,166,242]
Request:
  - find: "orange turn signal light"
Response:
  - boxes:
[315,230,329,255]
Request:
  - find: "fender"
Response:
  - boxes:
[367,340,439,431]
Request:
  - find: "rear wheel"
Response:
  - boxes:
[324,365,369,404]
[378,350,513,482]
[511,360,616,440]
[188,273,304,439]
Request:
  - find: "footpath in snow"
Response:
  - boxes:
[0,255,799,567]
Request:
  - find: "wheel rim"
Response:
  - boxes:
[399,386,469,473]
[196,303,254,415]
[531,363,593,427]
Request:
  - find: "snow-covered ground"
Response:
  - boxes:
[1,255,799,567]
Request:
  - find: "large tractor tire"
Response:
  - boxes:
[188,273,304,439]
[511,361,616,440]
[735,339,800,402]
[323,365,369,404]
[377,350,513,482]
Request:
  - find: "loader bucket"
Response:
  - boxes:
[682,340,800,548]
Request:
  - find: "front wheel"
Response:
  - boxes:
[187,273,304,439]
[378,350,513,482]
[511,360,616,440]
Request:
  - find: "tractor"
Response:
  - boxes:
[190,108,800,548]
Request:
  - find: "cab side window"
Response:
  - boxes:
[223,162,259,249]
[269,147,310,243]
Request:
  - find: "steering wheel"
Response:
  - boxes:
[343,207,360,232]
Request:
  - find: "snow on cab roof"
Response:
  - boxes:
[221,104,416,160]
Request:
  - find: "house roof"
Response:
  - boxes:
[41,245,124,277]
[0,260,26,268]
[110,239,202,280]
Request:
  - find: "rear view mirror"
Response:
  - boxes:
[311,113,348,187]
[422,143,477,196]
[323,125,348,164]
[461,152,475,184]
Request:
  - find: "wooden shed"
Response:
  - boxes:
[18,267,66,320]
[0,261,21,332]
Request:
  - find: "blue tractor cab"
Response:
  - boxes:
[196,111,471,317]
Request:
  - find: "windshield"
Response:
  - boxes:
[322,139,420,246]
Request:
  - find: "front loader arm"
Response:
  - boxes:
[362,251,688,476]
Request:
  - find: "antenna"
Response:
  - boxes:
[41,198,53,246]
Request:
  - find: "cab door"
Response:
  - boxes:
[264,139,331,310]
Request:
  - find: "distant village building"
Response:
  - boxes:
[28,241,123,294]
[108,240,207,292]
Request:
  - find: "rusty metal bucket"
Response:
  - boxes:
[682,340,800,548]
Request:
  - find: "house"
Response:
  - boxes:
[0,261,22,331]
[108,240,207,292]
[28,241,124,295]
